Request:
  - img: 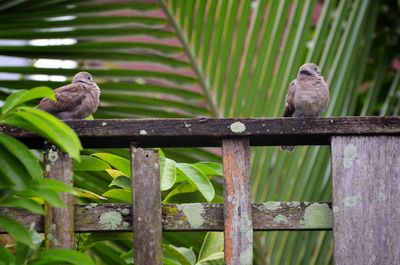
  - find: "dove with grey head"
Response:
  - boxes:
[38,72,100,120]
[281,63,329,152]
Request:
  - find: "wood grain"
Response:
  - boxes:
[223,139,252,265]
[0,117,399,148]
[43,144,75,249]
[331,136,400,265]
[0,202,332,232]
[131,147,162,265]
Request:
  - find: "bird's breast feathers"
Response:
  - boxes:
[293,79,329,116]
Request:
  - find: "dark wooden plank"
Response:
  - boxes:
[43,144,75,249]
[131,147,162,265]
[223,139,252,265]
[0,202,332,232]
[0,117,399,148]
[331,136,400,265]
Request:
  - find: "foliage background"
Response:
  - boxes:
[0,0,399,264]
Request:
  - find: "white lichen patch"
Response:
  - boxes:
[287,201,300,207]
[122,221,129,228]
[273,214,288,224]
[99,211,123,230]
[101,122,107,126]
[48,149,58,162]
[238,216,253,264]
[344,195,361,208]
[332,206,340,214]
[184,121,191,128]
[239,247,253,265]
[377,192,386,203]
[230,121,246,133]
[139,129,147,135]
[45,164,51,172]
[120,208,130,215]
[177,203,205,229]
[31,229,42,245]
[46,233,53,240]
[304,203,332,229]
[343,144,357,168]
[263,201,282,211]
[154,162,159,169]
[86,203,98,209]
[239,216,253,242]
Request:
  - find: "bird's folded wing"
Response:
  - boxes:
[38,83,86,112]
[283,80,296,117]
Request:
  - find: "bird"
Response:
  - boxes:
[281,63,329,152]
[37,72,100,120]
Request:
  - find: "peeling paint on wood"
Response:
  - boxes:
[43,144,75,249]
[1,117,399,148]
[0,202,332,232]
[223,139,252,265]
[331,136,400,265]
[131,147,162,265]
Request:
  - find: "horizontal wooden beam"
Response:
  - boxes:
[0,202,332,232]
[0,117,399,148]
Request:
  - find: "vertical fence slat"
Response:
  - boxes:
[131,146,162,265]
[331,136,400,265]
[222,138,252,265]
[44,144,75,249]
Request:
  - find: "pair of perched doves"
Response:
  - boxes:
[38,72,100,120]
[281,63,330,151]
[38,64,328,152]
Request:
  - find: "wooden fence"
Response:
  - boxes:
[1,117,399,264]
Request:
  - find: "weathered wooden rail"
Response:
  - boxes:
[0,117,399,265]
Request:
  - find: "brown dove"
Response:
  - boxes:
[38,72,100,120]
[281,63,329,152]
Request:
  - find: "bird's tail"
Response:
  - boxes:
[281,145,295,152]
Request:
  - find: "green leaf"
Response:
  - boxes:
[105,169,127,179]
[0,216,34,248]
[73,155,111,171]
[31,249,95,265]
[0,145,31,190]
[73,187,107,200]
[2,107,82,160]
[22,189,64,207]
[109,176,131,189]
[160,156,177,191]
[15,242,32,265]
[177,163,215,202]
[2,197,44,214]
[163,182,196,203]
[197,232,224,264]
[0,245,15,265]
[33,179,74,193]
[92,153,130,176]
[0,133,42,180]
[194,162,223,177]
[163,244,196,265]
[102,189,131,203]
[196,252,224,265]
[80,232,132,252]
[120,249,134,264]
[1,86,55,115]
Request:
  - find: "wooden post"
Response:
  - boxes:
[44,144,75,249]
[130,146,162,265]
[331,136,400,265]
[222,139,252,265]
